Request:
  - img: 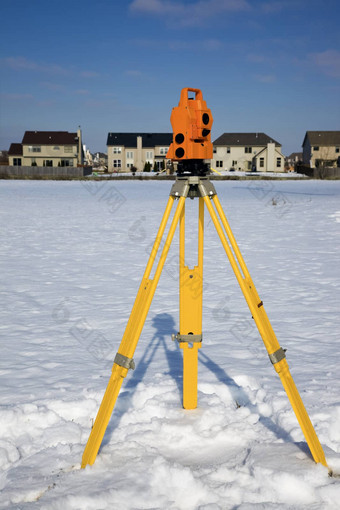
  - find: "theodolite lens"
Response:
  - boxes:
[202,113,210,125]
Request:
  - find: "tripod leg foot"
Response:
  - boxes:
[180,342,201,409]
[81,364,128,468]
[275,359,328,468]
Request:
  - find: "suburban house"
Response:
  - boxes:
[8,129,84,167]
[302,131,340,168]
[212,133,285,172]
[286,152,303,171]
[107,133,173,173]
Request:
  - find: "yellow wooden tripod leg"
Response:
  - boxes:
[180,343,201,409]
[178,198,204,409]
[201,189,328,469]
[81,194,186,468]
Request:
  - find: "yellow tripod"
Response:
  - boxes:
[81,175,328,471]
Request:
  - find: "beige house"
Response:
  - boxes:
[212,133,285,172]
[302,131,340,168]
[107,133,172,173]
[8,129,84,167]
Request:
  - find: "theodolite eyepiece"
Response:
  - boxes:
[167,88,213,176]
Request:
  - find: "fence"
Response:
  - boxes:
[0,166,92,179]
[296,164,340,179]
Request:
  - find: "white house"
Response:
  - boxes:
[8,129,84,167]
[212,133,285,172]
[107,133,172,173]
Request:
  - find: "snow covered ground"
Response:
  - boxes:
[0,179,339,509]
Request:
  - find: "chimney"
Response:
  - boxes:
[267,142,275,172]
[77,126,83,165]
[136,135,143,171]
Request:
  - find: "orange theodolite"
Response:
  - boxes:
[167,87,213,175]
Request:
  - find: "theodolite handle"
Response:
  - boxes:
[180,88,203,105]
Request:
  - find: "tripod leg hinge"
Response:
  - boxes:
[170,180,190,198]
[198,180,217,198]
[172,333,202,343]
[269,347,286,365]
[114,352,136,371]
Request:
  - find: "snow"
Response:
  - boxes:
[0,178,340,509]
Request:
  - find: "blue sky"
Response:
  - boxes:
[1,0,339,155]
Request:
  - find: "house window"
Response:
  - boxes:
[113,159,121,168]
[13,158,21,166]
[54,146,60,150]
[213,147,217,153]
[245,147,252,153]
[313,146,319,151]
[43,160,53,166]
[155,161,164,170]
[336,147,340,153]
[28,146,41,152]
[227,147,231,153]
[146,151,153,160]
[277,158,281,168]
[126,151,134,159]
[113,147,122,154]
[216,161,223,168]
[260,158,264,168]
[64,146,73,153]
[60,159,73,167]
[159,147,169,155]
[31,158,37,165]
[232,160,237,166]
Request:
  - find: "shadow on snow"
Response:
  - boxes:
[100,312,310,460]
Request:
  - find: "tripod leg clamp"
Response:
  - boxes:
[269,347,286,365]
[114,352,136,371]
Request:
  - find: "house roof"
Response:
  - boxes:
[107,133,172,147]
[302,131,340,147]
[22,131,79,145]
[213,133,281,147]
[255,146,284,158]
[8,143,23,156]
[288,152,303,160]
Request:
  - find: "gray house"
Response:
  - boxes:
[302,131,340,168]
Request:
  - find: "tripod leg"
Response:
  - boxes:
[178,198,204,409]
[201,190,328,468]
[81,195,186,468]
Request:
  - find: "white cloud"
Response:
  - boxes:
[254,73,276,83]
[75,89,90,95]
[80,71,100,78]
[3,57,100,79]
[129,0,250,26]
[4,56,69,75]
[168,38,222,51]
[261,1,288,13]
[125,69,144,77]
[310,49,340,78]
[247,53,267,63]
[1,93,34,100]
